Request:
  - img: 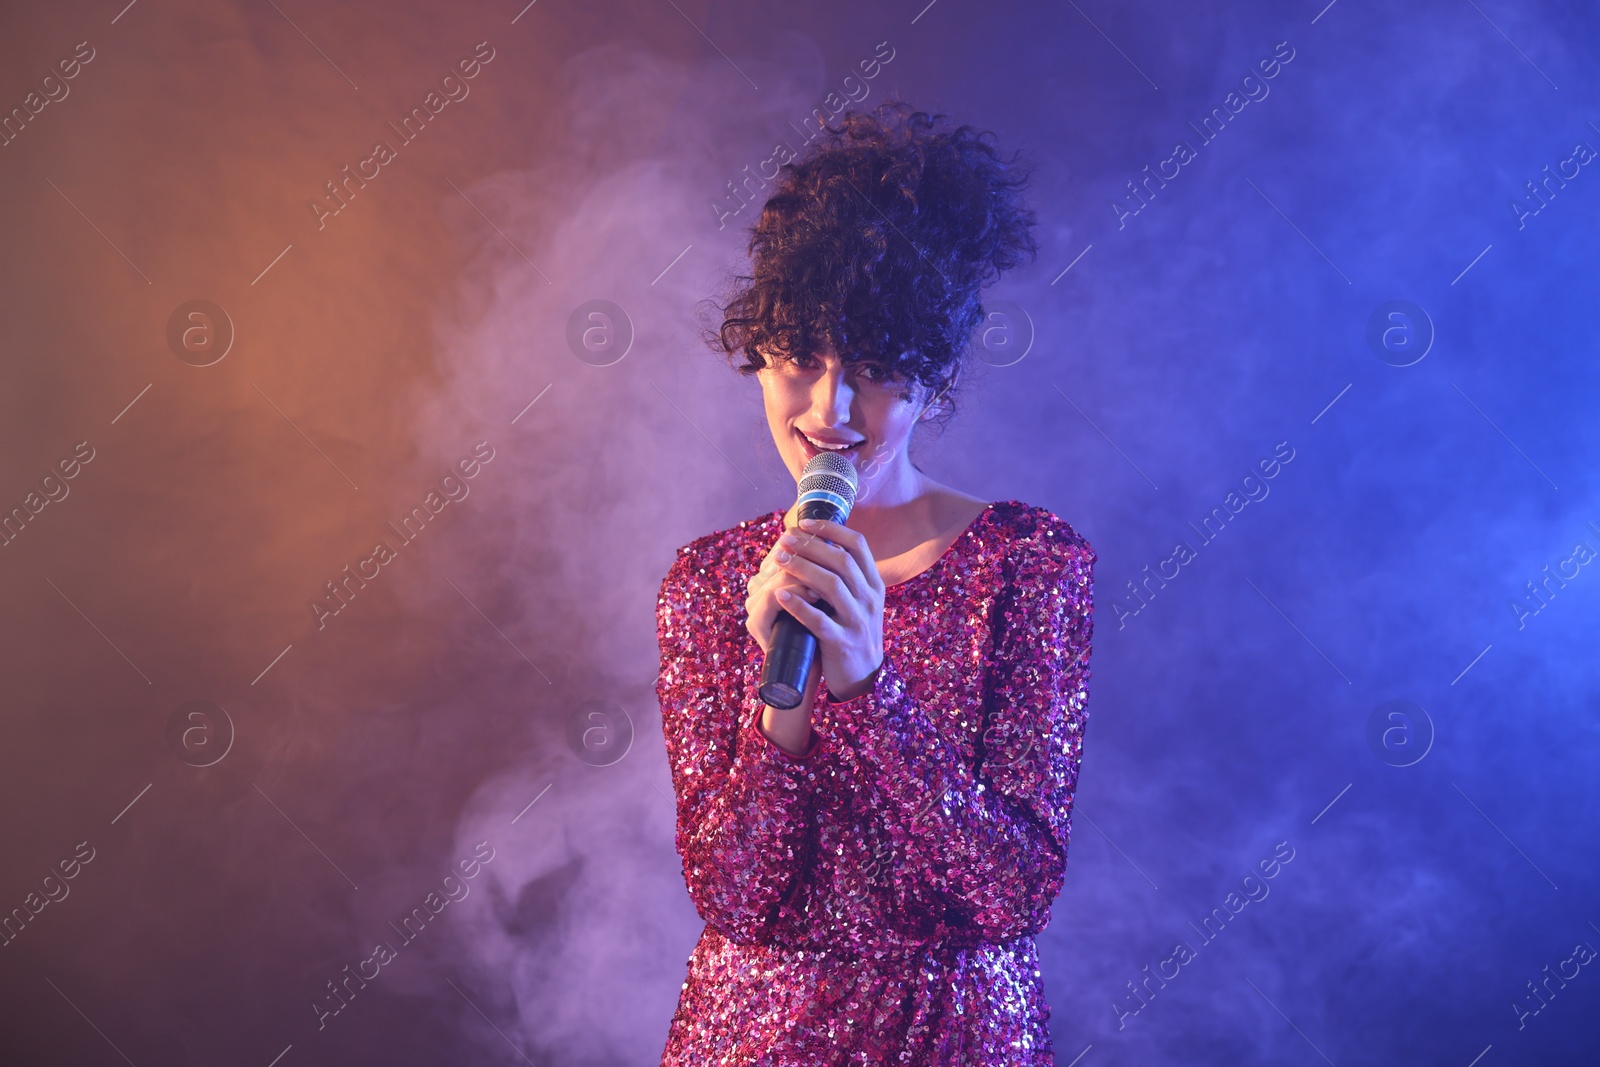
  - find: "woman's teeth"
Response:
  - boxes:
[801,432,861,452]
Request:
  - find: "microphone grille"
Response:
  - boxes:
[800,472,854,497]
[797,451,859,520]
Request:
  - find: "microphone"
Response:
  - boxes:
[758,450,860,709]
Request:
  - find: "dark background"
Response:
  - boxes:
[0,0,1596,1063]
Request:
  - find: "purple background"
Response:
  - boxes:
[0,0,1595,1063]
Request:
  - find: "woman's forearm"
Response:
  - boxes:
[757,658,819,755]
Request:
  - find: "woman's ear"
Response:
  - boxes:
[919,379,952,420]
[919,364,960,420]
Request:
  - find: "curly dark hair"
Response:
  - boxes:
[707,98,1039,423]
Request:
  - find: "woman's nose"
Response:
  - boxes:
[812,366,853,423]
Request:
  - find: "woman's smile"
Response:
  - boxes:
[794,427,867,464]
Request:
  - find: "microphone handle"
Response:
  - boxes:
[757,500,847,710]
[759,601,836,710]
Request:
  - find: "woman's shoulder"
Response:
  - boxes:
[659,508,783,602]
[985,499,1096,567]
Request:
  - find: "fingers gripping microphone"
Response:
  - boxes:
[758,451,860,709]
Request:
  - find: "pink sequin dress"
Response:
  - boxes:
[655,499,1095,1065]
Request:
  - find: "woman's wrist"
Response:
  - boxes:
[824,660,883,703]
[758,702,814,756]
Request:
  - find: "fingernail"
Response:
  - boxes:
[780,533,798,547]
[799,518,818,529]
[778,589,792,600]
[776,549,791,562]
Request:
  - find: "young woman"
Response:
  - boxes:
[656,100,1096,1064]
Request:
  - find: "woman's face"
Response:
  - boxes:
[756,343,935,499]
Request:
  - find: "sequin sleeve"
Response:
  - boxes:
[656,549,835,945]
[823,521,1094,942]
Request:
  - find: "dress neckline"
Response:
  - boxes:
[884,500,995,592]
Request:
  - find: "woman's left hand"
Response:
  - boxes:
[769,517,885,701]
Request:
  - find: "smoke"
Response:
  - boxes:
[3,1,1597,1063]
[404,33,855,1064]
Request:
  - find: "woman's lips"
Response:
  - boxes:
[794,428,864,463]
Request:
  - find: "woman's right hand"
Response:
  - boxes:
[744,522,825,752]
[744,521,824,656]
